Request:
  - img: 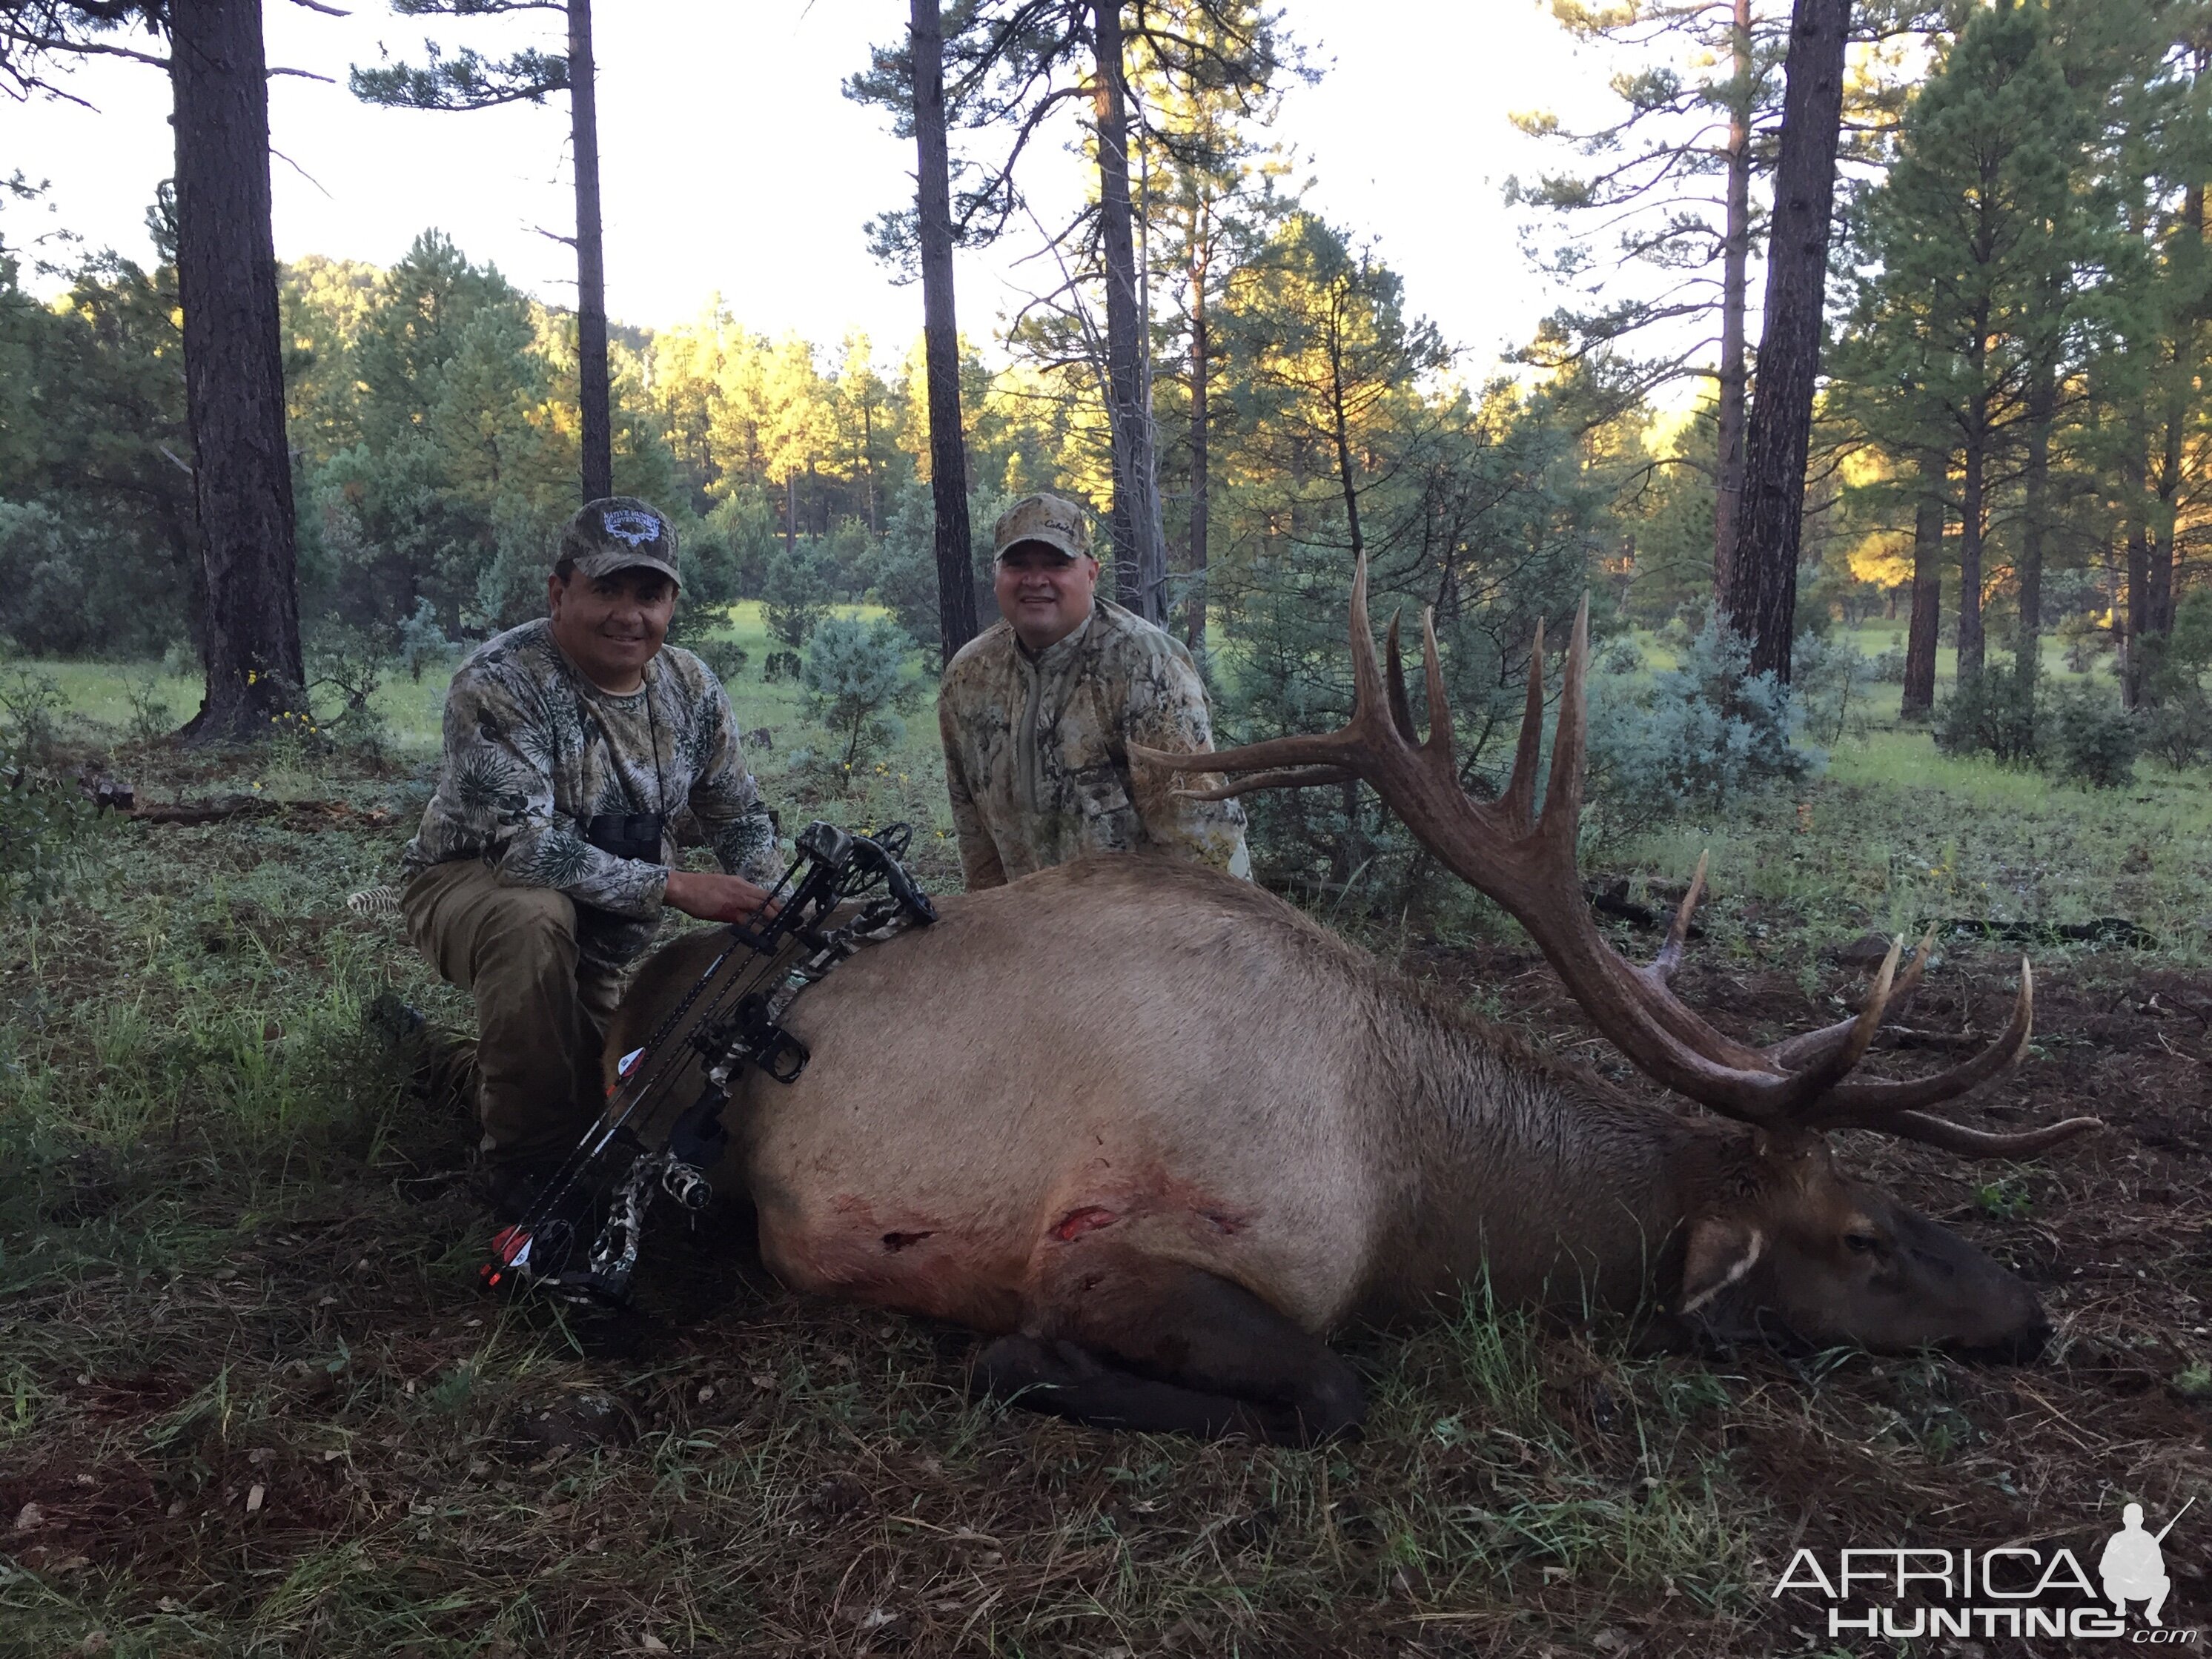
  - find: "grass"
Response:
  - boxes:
[2,629,2209,1655]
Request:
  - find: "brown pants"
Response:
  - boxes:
[402,859,626,1164]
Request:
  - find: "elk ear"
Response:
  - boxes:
[1678,1216,1767,1314]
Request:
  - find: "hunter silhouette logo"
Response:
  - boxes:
[2103,1498,2193,1628]
[1772,1496,2199,1642]
[600,506,665,549]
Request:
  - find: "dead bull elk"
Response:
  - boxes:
[609,563,2099,1443]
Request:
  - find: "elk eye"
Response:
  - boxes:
[1845,1231,1880,1255]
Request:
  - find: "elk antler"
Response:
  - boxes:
[1133,560,2099,1156]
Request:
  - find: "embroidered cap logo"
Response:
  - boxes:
[601,506,665,549]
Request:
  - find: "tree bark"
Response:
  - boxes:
[1185,242,1210,650]
[1092,0,1168,625]
[2147,177,2202,660]
[2122,436,2149,707]
[170,0,304,744]
[1326,293,1365,561]
[1712,0,1753,596]
[568,0,611,501]
[1723,0,1850,683]
[910,0,979,664]
[2013,365,2053,698]
[1901,460,1943,720]
[1956,388,1986,680]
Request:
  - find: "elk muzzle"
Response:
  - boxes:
[1749,1183,2051,1357]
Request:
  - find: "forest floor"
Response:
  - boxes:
[3,655,2210,1658]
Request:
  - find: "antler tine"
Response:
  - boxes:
[1495,616,1547,833]
[1345,556,1390,732]
[1421,609,1455,772]
[1649,850,1709,984]
[1814,959,2036,1121]
[1383,611,1420,744]
[1537,595,1592,855]
[1768,924,1941,1073]
[1755,937,1902,1115]
[1872,1109,2101,1159]
[1887,924,1940,1016]
[1157,764,1358,803]
[1135,556,1409,785]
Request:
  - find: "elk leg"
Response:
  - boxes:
[975,1245,1365,1445]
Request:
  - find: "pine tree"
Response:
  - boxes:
[1829,0,2087,690]
[1,0,306,741]
[351,0,615,503]
[1512,0,1787,590]
[1721,0,1852,683]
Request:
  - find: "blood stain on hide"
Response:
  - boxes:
[881,1231,933,1253]
[1053,1206,1120,1242]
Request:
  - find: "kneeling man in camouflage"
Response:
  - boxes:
[400,497,779,1211]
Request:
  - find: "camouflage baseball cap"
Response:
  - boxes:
[992,493,1093,563]
[557,497,682,589]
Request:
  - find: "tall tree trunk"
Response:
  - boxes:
[1712,0,1753,597]
[2014,367,2053,698]
[1185,245,1210,650]
[1723,0,1850,683]
[2122,438,2150,708]
[910,0,979,664]
[1326,301,1365,560]
[1092,0,1168,625]
[2149,176,2202,657]
[1901,457,1943,720]
[170,0,304,744]
[568,0,611,501]
[1957,403,1985,680]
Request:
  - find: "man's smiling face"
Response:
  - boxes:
[547,565,677,692]
[996,542,1099,651]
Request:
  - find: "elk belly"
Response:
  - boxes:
[754,1190,1030,1334]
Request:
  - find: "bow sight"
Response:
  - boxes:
[481,819,937,1307]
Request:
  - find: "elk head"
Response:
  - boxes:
[1135,564,2099,1356]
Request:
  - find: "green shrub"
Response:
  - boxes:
[1585,620,1822,831]
[2142,689,2211,769]
[761,542,834,649]
[0,750,94,907]
[2043,683,2139,789]
[121,666,174,744]
[305,623,393,753]
[1793,632,1873,746]
[0,665,66,760]
[800,616,913,769]
[1932,668,2038,765]
[396,597,457,681]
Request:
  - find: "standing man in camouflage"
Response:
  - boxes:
[401,497,781,1208]
[938,493,1248,890]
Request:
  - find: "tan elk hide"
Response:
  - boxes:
[606,563,2096,1443]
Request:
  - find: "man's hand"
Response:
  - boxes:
[663,869,781,926]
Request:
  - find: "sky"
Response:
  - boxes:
[2,1,1617,375]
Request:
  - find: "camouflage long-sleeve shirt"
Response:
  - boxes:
[403,619,778,973]
[938,599,1250,890]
